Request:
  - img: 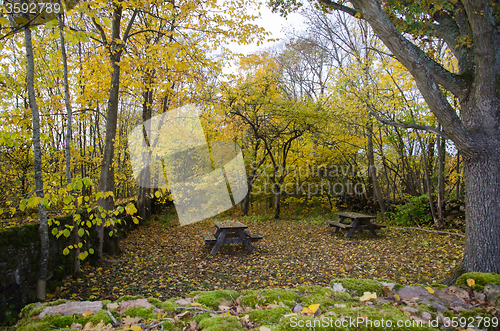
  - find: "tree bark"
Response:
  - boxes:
[24,24,49,301]
[331,0,500,272]
[59,8,80,275]
[437,130,446,227]
[96,5,137,258]
[367,123,385,214]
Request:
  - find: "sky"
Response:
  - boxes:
[225,1,308,55]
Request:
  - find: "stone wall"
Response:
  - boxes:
[0,210,139,324]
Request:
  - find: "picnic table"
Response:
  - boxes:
[328,212,386,238]
[202,221,263,256]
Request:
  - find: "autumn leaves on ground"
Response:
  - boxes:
[49,215,463,302]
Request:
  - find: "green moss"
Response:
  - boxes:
[102,300,111,309]
[193,312,211,324]
[246,307,291,323]
[455,272,500,290]
[460,308,496,330]
[190,289,239,308]
[198,315,244,331]
[428,283,447,290]
[147,297,162,307]
[122,306,156,319]
[17,314,73,331]
[442,309,454,318]
[18,299,68,320]
[74,310,112,326]
[159,298,179,312]
[330,278,384,296]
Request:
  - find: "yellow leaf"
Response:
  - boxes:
[190,302,202,306]
[360,292,377,302]
[301,303,320,316]
[467,278,475,287]
[425,287,434,294]
[394,294,400,301]
[82,310,94,317]
[125,326,142,331]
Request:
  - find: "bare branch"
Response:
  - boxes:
[369,109,449,139]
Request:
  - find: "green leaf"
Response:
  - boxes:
[155,191,161,198]
[0,17,10,25]
[63,196,72,205]
[89,248,94,254]
[78,228,84,237]
[63,248,70,255]
[74,214,81,221]
[102,17,111,26]
[51,228,58,236]
[79,252,86,260]
[45,19,58,29]
[63,229,71,237]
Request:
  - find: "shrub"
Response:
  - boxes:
[389,195,434,226]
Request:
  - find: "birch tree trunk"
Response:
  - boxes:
[24,24,50,301]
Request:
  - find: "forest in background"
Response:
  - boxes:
[0,0,483,303]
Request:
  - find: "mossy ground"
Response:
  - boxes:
[11,274,500,331]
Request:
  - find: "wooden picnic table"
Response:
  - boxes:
[328,212,386,238]
[202,221,263,256]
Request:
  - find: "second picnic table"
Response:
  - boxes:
[328,212,386,238]
[202,221,263,256]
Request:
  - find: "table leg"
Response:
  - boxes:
[237,229,254,252]
[210,230,227,256]
[345,220,358,238]
[334,216,346,233]
[366,221,378,237]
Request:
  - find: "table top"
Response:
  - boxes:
[335,212,376,219]
[214,221,248,229]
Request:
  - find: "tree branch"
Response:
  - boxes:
[369,109,449,139]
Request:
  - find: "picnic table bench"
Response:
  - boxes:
[203,221,263,256]
[328,212,386,238]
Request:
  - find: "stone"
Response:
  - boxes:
[380,282,396,291]
[39,301,103,319]
[119,299,153,315]
[421,311,432,321]
[484,284,500,305]
[473,291,486,303]
[401,306,419,314]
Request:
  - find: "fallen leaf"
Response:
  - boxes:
[425,287,434,294]
[122,316,141,327]
[467,278,475,287]
[107,303,119,310]
[301,304,320,316]
[360,292,377,302]
[190,302,202,307]
[82,310,94,317]
[125,326,142,331]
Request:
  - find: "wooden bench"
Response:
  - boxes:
[328,221,354,230]
[244,229,263,242]
[329,212,386,238]
[202,228,263,246]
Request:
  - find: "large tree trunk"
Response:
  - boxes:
[273,183,281,219]
[436,131,445,228]
[462,151,500,272]
[97,56,120,258]
[24,24,50,301]
[341,0,500,273]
